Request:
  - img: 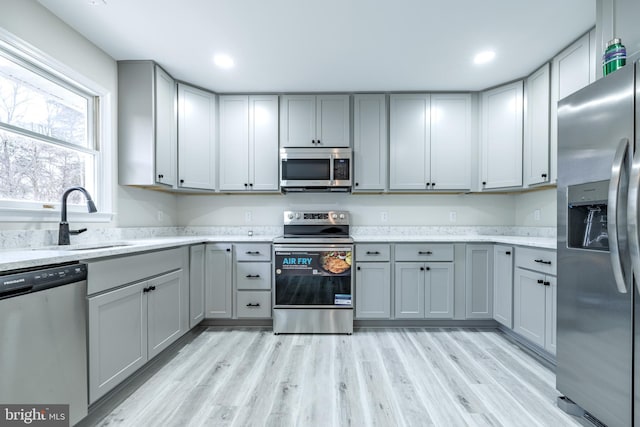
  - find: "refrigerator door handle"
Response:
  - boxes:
[626,138,640,293]
[610,137,629,293]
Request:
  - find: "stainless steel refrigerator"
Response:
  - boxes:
[557,59,638,427]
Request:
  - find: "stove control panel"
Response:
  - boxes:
[284,210,349,225]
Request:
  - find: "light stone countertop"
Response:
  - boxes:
[352,234,556,249]
[0,235,278,272]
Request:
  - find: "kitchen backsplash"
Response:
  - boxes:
[0,225,555,250]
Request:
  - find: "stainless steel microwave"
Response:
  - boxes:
[280,147,352,192]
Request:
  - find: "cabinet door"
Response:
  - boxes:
[205,244,233,318]
[550,32,592,183]
[219,95,250,190]
[353,94,387,191]
[389,94,430,190]
[480,81,523,189]
[178,84,216,190]
[316,95,350,147]
[88,281,148,403]
[147,270,184,359]
[189,244,205,328]
[430,94,471,190]
[513,268,546,348]
[465,245,494,319]
[424,263,454,319]
[355,262,391,319]
[154,65,177,187]
[524,63,550,186]
[493,245,513,328]
[249,95,279,190]
[280,95,316,147]
[394,262,424,318]
[544,275,557,355]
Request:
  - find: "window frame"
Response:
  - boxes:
[0,28,113,223]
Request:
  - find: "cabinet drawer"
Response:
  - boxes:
[356,244,391,262]
[236,291,271,318]
[236,262,271,290]
[395,243,454,262]
[515,247,556,275]
[235,243,271,261]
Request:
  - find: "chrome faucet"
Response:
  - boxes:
[58,186,98,245]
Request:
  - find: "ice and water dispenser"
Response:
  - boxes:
[567,180,610,251]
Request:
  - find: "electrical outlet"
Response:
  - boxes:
[380,211,388,223]
[534,209,541,221]
[156,210,164,222]
[245,211,252,223]
[449,211,457,222]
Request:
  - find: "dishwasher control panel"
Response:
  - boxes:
[0,263,87,299]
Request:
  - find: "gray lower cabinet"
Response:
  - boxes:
[493,245,513,327]
[395,262,454,319]
[234,243,272,319]
[88,269,185,404]
[189,244,206,327]
[205,243,233,318]
[355,262,391,319]
[465,245,494,319]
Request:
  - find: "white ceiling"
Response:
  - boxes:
[37,0,596,93]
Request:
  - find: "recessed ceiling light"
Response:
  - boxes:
[474,50,496,65]
[213,54,234,69]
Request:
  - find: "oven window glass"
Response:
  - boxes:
[275,250,352,306]
[281,159,330,181]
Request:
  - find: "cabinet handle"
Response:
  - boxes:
[150,285,156,291]
[226,248,231,252]
[143,287,150,293]
[482,181,487,185]
[366,251,380,255]
[249,183,253,187]
[426,266,431,271]
[426,183,430,187]
[541,173,547,178]
[357,266,361,271]
[537,279,544,284]
[317,139,321,145]
[505,251,511,255]
[418,251,433,255]
[158,174,164,179]
[244,183,248,187]
[246,274,261,278]
[431,183,436,187]
[543,281,551,286]
[534,259,552,265]
[246,251,261,255]
[420,267,425,271]
[180,179,184,184]
[246,303,261,307]
[311,140,316,145]
[355,182,359,187]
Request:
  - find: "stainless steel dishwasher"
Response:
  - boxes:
[0,263,88,426]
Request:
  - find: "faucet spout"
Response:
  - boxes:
[58,186,98,245]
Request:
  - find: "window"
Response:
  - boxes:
[0,47,98,209]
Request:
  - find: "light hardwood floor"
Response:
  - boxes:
[95,328,581,427]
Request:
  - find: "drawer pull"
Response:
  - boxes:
[366,251,381,255]
[246,251,261,255]
[418,251,433,255]
[505,251,511,255]
[246,274,261,278]
[246,303,261,307]
[543,281,551,286]
[537,279,544,284]
[534,259,552,265]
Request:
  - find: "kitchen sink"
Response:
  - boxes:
[33,242,134,251]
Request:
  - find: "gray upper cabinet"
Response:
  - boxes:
[280,94,350,147]
[465,245,494,319]
[219,95,279,191]
[524,63,550,187]
[177,84,216,190]
[390,94,471,191]
[493,245,513,328]
[550,30,595,183]
[353,94,387,191]
[118,61,177,188]
[480,80,523,190]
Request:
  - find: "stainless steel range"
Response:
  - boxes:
[272,210,353,334]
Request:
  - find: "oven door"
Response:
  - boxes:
[274,245,353,308]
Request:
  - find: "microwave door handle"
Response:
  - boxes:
[624,137,640,295]
[329,154,334,185]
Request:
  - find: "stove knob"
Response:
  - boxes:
[288,213,294,220]
[295,213,301,219]
[332,213,338,219]
[339,213,345,219]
